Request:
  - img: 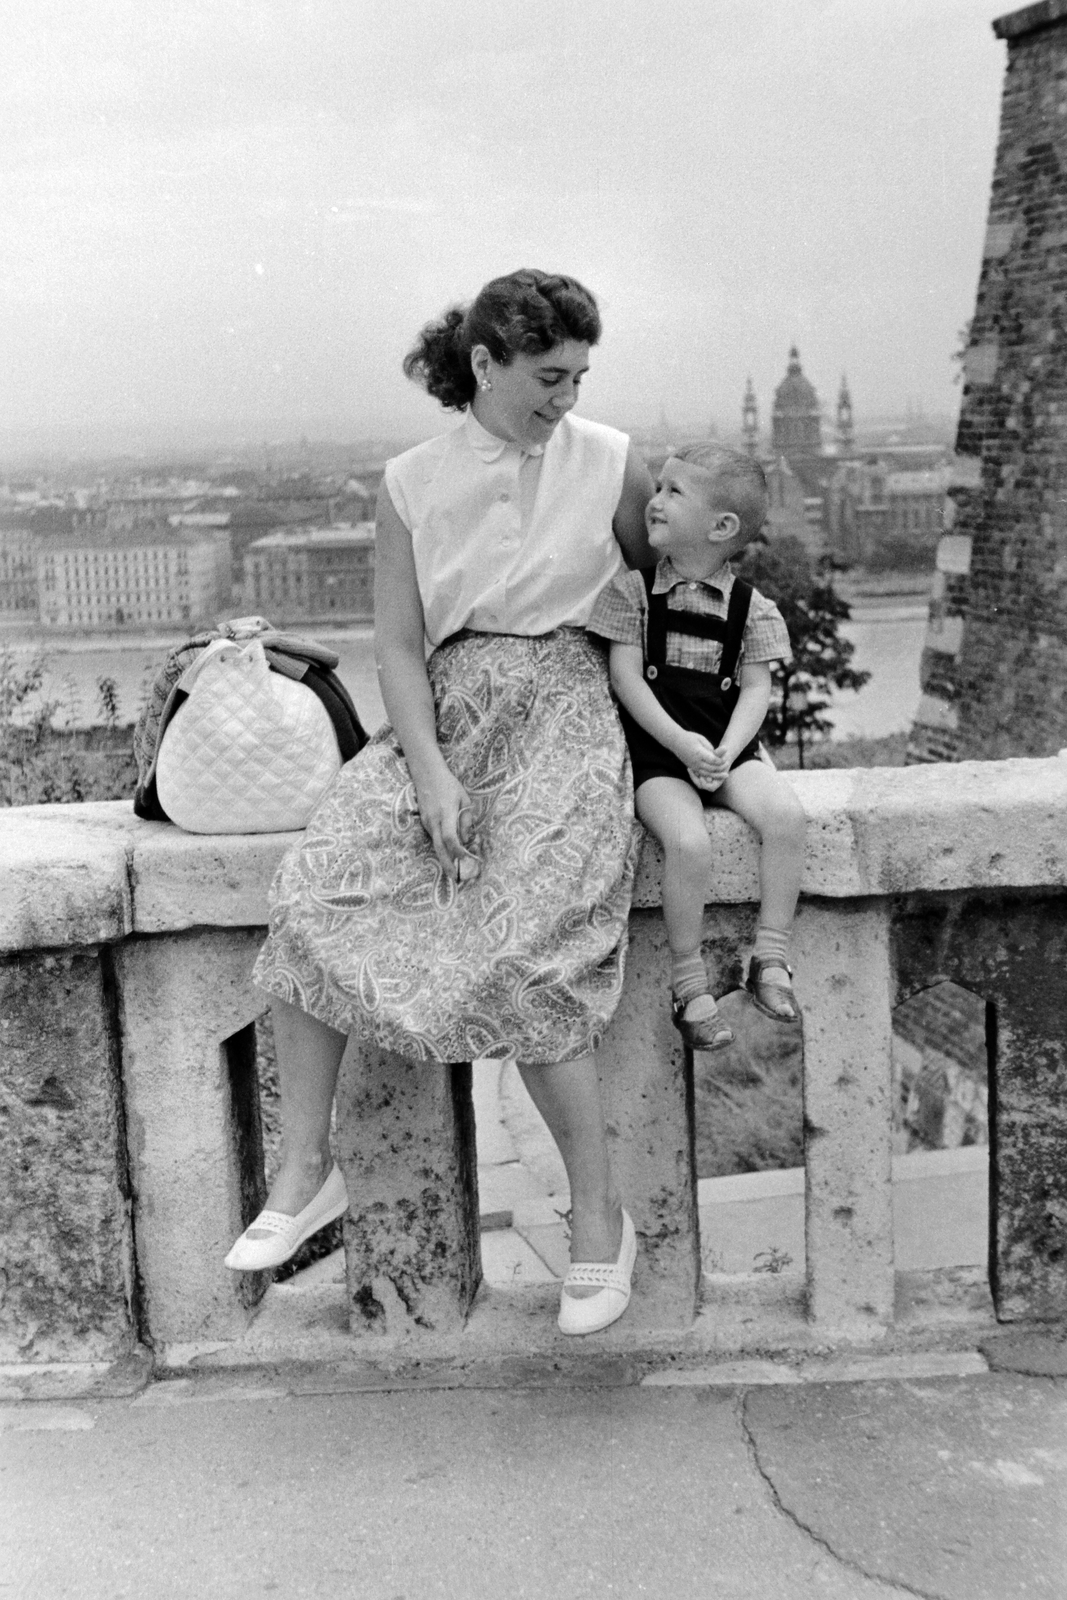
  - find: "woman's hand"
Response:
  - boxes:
[415,766,480,883]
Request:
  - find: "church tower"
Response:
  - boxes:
[742,377,759,456]
[835,376,854,456]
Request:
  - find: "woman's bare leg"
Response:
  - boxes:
[517,1054,622,1284]
[257,1012,623,1280]
[246,999,348,1235]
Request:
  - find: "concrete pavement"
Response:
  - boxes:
[3,1357,1065,1600]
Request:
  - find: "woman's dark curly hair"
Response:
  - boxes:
[402,268,601,411]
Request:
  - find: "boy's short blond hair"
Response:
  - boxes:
[675,443,768,544]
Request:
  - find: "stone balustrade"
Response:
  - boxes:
[2,756,1066,1370]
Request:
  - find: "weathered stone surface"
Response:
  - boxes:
[2,758,1066,1358]
[3,758,1065,952]
[912,4,1067,763]
[597,908,701,1329]
[117,929,270,1347]
[0,948,135,1360]
[840,760,1067,895]
[130,824,290,933]
[892,890,1067,1322]
[632,757,1067,907]
[980,1329,1067,1376]
[0,804,294,953]
[0,1346,153,1402]
[337,1041,480,1336]
[796,900,895,1338]
[0,804,133,952]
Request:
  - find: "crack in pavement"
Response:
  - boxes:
[737,1389,942,1600]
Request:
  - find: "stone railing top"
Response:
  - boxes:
[2,756,1066,952]
[632,754,1067,909]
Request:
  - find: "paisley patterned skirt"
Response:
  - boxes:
[252,628,638,1064]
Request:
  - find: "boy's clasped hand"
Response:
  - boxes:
[677,731,731,793]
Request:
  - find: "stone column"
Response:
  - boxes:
[992,948,1067,1323]
[893,889,1067,1322]
[595,908,701,1330]
[795,899,895,1339]
[116,928,270,1349]
[0,948,135,1362]
[337,1042,481,1336]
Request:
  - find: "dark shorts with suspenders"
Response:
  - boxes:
[618,569,762,798]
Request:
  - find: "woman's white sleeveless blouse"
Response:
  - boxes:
[385,410,629,645]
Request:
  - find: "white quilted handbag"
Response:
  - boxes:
[155,637,342,834]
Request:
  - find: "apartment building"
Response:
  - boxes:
[826,459,951,569]
[0,526,39,622]
[37,523,232,630]
[243,523,375,623]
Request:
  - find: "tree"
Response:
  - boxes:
[96,674,121,728]
[738,536,870,766]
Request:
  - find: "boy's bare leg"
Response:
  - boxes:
[636,776,729,1035]
[712,761,806,1013]
[636,776,714,956]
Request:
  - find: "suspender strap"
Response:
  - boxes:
[718,578,753,687]
[642,568,753,685]
[641,567,667,665]
[644,569,729,666]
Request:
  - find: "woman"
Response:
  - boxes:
[226,269,654,1335]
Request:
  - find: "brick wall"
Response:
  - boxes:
[909,0,1067,761]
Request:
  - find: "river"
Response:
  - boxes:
[829,602,928,740]
[2,602,928,742]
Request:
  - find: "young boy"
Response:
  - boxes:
[589,444,806,1050]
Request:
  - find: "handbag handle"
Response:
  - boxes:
[177,636,272,696]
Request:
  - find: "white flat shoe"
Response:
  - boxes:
[224,1163,349,1272]
[558,1209,637,1336]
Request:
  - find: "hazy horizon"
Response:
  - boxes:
[6,1,1011,459]
[0,402,961,474]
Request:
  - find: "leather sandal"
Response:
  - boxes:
[671,995,733,1052]
[224,1162,349,1272]
[746,955,802,1024]
[558,1209,637,1336]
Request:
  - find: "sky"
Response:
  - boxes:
[3,0,1014,455]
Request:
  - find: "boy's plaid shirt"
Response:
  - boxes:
[588,558,792,672]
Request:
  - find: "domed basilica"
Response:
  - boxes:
[741,348,854,555]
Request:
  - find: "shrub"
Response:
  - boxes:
[0,648,137,806]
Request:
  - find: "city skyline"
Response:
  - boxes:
[5,1,1009,456]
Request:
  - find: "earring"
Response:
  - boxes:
[480,379,492,392]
